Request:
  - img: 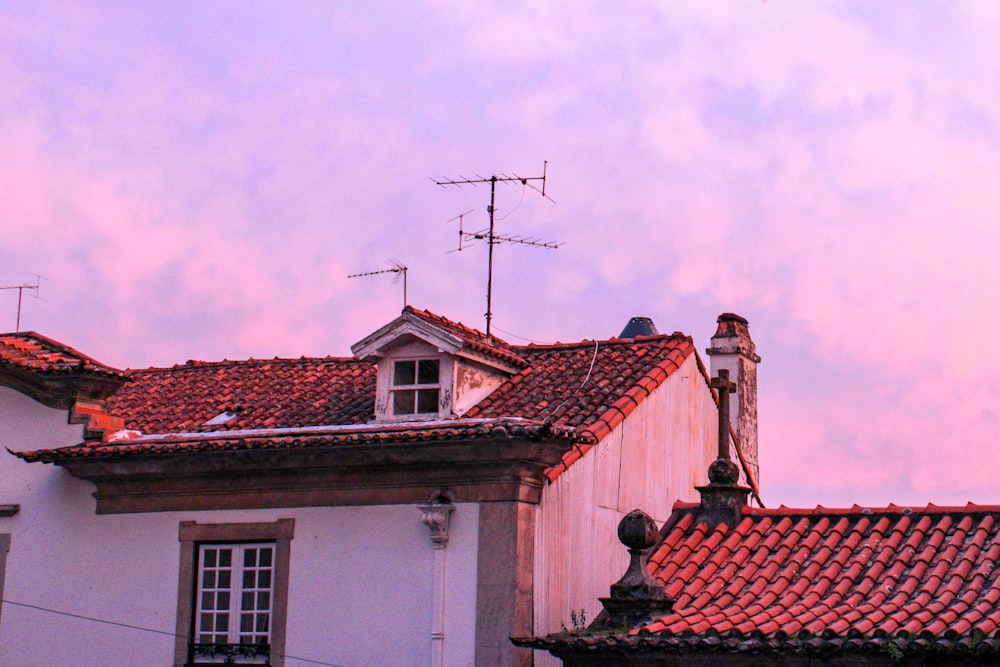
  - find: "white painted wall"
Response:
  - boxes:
[532,355,717,665]
[0,387,480,667]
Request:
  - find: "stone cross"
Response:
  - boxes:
[711,369,736,461]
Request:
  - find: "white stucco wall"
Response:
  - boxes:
[532,355,717,665]
[0,387,480,667]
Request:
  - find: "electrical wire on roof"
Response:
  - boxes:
[0,599,350,667]
[539,340,600,423]
[491,325,556,345]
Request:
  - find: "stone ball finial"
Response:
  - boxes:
[708,458,740,485]
[617,509,659,551]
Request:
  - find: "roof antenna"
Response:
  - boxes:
[348,259,409,308]
[2,274,43,332]
[432,161,560,338]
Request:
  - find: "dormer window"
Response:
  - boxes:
[392,359,440,415]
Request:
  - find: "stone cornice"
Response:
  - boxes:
[30,420,577,514]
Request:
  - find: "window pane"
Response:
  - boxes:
[417,359,439,384]
[393,390,415,414]
[417,389,439,413]
[194,541,276,647]
[393,360,415,386]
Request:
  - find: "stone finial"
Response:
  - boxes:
[596,510,673,628]
[418,499,455,547]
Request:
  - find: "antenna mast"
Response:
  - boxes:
[434,161,559,337]
[1,275,42,332]
[348,259,409,308]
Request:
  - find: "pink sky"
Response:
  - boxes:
[2,2,999,508]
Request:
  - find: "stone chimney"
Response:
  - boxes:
[706,313,760,486]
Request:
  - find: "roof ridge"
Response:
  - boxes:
[127,356,368,373]
[742,503,1000,516]
[514,332,691,352]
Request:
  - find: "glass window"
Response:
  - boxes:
[195,543,274,654]
[391,359,441,416]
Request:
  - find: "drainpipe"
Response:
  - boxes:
[419,499,454,667]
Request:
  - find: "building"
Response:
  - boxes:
[517,379,1000,666]
[0,307,760,667]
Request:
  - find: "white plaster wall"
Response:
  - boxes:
[0,387,481,667]
[532,355,717,666]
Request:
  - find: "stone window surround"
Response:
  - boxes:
[0,533,9,628]
[174,519,294,667]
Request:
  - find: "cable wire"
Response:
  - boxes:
[1,599,349,667]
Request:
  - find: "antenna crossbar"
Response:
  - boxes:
[434,161,558,337]
[348,261,408,308]
[1,275,42,332]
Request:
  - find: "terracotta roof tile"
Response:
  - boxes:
[401,306,527,368]
[520,503,1000,660]
[639,504,1000,655]
[106,357,376,432]
[0,331,124,377]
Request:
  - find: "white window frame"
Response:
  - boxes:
[175,520,294,667]
[195,543,274,652]
[391,357,441,416]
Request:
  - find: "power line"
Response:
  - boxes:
[1,599,349,667]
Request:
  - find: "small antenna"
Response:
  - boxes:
[433,161,560,337]
[348,259,408,307]
[1,274,43,332]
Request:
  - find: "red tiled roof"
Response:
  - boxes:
[0,332,125,378]
[107,357,375,433]
[466,334,698,480]
[523,502,1000,658]
[16,311,709,475]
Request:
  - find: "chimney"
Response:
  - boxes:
[618,316,658,338]
[706,313,761,486]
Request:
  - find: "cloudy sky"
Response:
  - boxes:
[2,2,998,509]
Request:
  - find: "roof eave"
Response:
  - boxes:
[15,418,585,514]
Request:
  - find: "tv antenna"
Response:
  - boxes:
[348,259,409,308]
[433,161,560,337]
[2,275,43,332]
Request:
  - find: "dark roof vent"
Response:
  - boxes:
[619,317,658,338]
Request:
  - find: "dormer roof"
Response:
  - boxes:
[350,305,526,371]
